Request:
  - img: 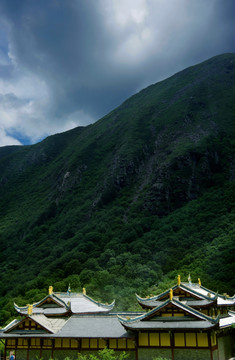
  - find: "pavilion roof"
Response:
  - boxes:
[136,282,235,308]
[138,298,216,308]
[119,298,219,331]
[219,311,235,329]
[1,314,133,339]
[14,292,115,316]
[3,314,67,334]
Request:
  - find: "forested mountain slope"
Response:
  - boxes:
[0,53,234,323]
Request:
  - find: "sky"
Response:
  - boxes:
[0,0,235,147]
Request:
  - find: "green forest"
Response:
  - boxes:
[0,53,234,326]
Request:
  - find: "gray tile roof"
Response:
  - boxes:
[15,307,69,316]
[139,299,215,308]
[1,315,134,339]
[3,315,67,334]
[137,282,235,309]
[58,294,114,313]
[136,284,209,304]
[120,320,218,330]
[182,283,235,305]
[30,315,67,333]
[15,292,115,315]
[118,299,219,331]
[55,315,133,338]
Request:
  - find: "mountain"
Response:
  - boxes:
[0,53,234,323]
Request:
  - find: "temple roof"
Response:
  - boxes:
[119,298,219,331]
[55,315,134,339]
[119,320,217,330]
[1,315,133,339]
[136,282,235,309]
[14,292,115,316]
[220,311,235,329]
[3,314,67,334]
[137,298,216,309]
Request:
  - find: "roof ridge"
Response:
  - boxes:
[179,284,212,300]
[119,298,218,325]
[119,299,171,324]
[83,294,115,309]
[52,293,69,308]
[172,299,218,323]
[136,286,179,302]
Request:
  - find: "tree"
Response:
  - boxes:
[76,348,129,360]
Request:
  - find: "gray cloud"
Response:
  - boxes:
[0,0,235,146]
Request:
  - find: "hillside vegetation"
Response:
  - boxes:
[0,53,234,324]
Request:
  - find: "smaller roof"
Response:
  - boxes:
[119,320,217,331]
[137,298,215,309]
[219,311,235,329]
[57,293,115,314]
[182,283,235,306]
[119,299,219,331]
[136,283,209,304]
[3,314,67,334]
[15,292,115,316]
[137,282,235,308]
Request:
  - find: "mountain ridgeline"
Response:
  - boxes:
[0,54,234,323]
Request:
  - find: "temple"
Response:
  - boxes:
[0,276,234,360]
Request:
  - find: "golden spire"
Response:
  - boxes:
[83,287,86,295]
[177,275,181,286]
[169,288,173,300]
[27,304,33,316]
[198,278,201,287]
[49,286,53,295]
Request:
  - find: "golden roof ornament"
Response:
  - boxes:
[27,304,33,316]
[198,278,201,287]
[83,288,86,295]
[49,286,53,295]
[169,289,173,300]
[177,275,181,286]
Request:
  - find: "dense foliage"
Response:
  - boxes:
[0,54,234,325]
[76,348,129,360]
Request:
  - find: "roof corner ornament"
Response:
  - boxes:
[188,273,192,285]
[27,304,33,316]
[49,286,53,295]
[177,275,181,286]
[169,288,173,300]
[67,284,71,296]
[198,278,201,287]
[83,287,86,295]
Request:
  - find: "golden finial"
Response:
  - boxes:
[177,275,181,286]
[198,278,201,287]
[49,286,53,295]
[27,304,33,316]
[169,289,173,300]
[83,287,86,295]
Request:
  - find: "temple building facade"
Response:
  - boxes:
[0,276,234,360]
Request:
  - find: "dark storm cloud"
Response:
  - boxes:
[0,0,235,145]
[1,0,140,119]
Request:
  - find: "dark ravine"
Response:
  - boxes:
[0,53,234,322]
